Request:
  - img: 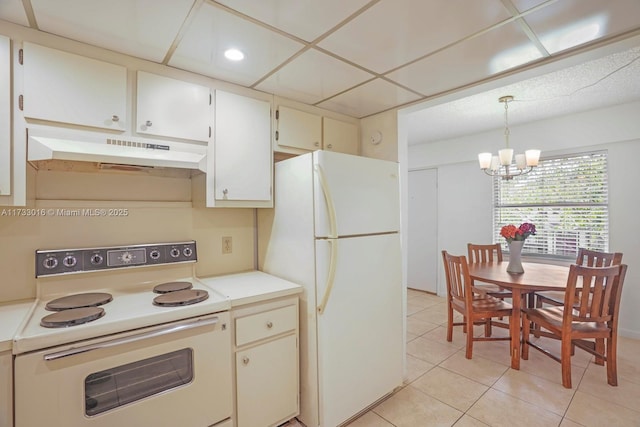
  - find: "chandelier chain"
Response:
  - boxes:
[504,99,510,148]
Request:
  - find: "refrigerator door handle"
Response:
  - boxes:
[317,238,338,315]
[314,164,339,314]
[314,164,338,238]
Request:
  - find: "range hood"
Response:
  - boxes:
[27,133,207,172]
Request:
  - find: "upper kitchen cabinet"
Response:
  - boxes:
[323,117,359,155]
[193,90,272,208]
[21,43,126,131]
[0,35,10,199]
[275,106,322,152]
[275,105,359,155]
[136,71,211,142]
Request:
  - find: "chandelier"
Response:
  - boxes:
[478,95,540,180]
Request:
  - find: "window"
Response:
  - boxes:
[493,151,609,259]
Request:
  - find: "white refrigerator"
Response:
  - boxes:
[258,150,403,427]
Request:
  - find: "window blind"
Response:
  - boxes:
[493,151,609,259]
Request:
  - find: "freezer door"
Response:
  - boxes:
[315,233,403,427]
[313,151,400,238]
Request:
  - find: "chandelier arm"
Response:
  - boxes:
[482,166,534,180]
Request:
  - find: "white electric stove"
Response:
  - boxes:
[12,241,233,427]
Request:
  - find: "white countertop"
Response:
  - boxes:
[0,300,34,352]
[198,270,303,307]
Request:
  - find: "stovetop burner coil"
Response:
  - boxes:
[153,281,193,294]
[40,307,106,328]
[45,292,113,311]
[153,289,209,307]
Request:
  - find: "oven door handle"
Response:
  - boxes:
[43,316,220,361]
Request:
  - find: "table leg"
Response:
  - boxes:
[510,290,522,369]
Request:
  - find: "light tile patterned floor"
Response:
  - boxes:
[288,289,640,427]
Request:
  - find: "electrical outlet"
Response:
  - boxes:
[222,236,232,254]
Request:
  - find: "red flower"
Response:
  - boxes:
[500,222,536,243]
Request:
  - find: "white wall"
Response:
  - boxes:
[408,101,640,338]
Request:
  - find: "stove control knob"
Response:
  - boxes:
[90,254,104,265]
[183,247,193,258]
[169,248,181,258]
[63,255,77,268]
[43,256,58,270]
[149,249,161,260]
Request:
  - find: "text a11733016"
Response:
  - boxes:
[0,208,129,217]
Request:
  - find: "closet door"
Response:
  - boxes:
[408,168,438,293]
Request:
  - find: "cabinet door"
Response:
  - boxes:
[214,90,271,202]
[236,334,298,427]
[323,117,359,155]
[0,35,9,196]
[276,106,321,151]
[22,42,126,131]
[136,71,211,142]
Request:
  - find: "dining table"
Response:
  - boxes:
[467,261,571,369]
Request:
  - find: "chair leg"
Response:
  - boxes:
[484,318,492,337]
[595,338,605,365]
[521,312,530,360]
[561,334,573,388]
[606,335,618,386]
[446,304,454,342]
[465,317,474,359]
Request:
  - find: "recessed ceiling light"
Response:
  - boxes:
[224,48,245,61]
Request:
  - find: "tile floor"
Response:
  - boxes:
[291,289,640,427]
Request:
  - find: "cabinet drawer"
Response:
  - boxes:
[235,305,296,346]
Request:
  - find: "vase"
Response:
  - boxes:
[507,240,525,274]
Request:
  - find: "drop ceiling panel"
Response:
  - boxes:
[523,0,640,54]
[387,21,542,97]
[254,48,374,105]
[509,0,550,13]
[318,0,512,73]
[169,2,304,86]
[30,0,195,62]
[0,0,29,27]
[317,78,420,118]
[213,0,372,42]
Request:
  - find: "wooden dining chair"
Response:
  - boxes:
[467,243,512,299]
[522,263,628,388]
[441,250,513,359]
[535,248,623,308]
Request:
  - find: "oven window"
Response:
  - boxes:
[85,348,193,416]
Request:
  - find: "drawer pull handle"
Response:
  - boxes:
[266,321,273,329]
[242,356,250,365]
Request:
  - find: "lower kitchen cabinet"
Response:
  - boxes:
[233,297,299,427]
[0,351,12,427]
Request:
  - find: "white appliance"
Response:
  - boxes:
[258,150,403,427]
[12,241,232,427]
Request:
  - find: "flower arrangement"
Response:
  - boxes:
[500,222,536,243]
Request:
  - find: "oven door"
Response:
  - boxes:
[14,312,232,427]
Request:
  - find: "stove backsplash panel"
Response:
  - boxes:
[0,170,256,303]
